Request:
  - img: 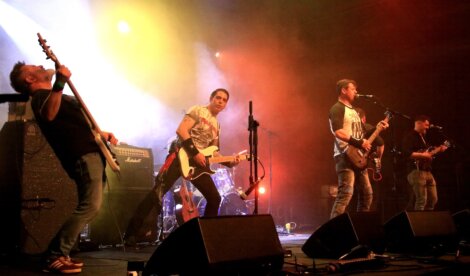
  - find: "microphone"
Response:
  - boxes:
[355,94,374,99]
[430,124,443,130]
[0,93,29,103]
[238,178,263,200]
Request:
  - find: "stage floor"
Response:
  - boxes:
[2,231,470,275]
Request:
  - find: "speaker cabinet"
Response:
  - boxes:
[384,211,457,255]
[143,215,284,276]
[89,189,158,245]
[302,212,384,259]
[89,145,156,245]
[106,144,154,191]
[0,121,77,255]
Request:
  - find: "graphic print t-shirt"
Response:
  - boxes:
[329,101,364,157]
[185,105,220,149]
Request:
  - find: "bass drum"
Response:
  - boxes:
[210,168,235,195]
[197,193,249,216]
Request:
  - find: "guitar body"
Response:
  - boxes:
[346,146,370,170]
[178,181,199,222]
[94,133,120,172]
[179,146,219,180]
[346,111,392,170]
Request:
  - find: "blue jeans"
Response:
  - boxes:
[407,170,437,211]
[48,152,105,257]
[330,154,373,219]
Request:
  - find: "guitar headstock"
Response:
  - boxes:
[384,110,393,122]
[443,140,452,148]
[37,33,59,64]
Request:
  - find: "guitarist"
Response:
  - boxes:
[10,62,118,274]
[124,88,240,246]
[402,115,448,211]
[328,79,389,219]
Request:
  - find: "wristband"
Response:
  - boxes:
[181,138,199,157]
[52,81,66,92]
[348,137,364,148]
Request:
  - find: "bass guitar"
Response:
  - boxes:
[346,111,392,169]
[179,145,249,180]
[37,33,120,172]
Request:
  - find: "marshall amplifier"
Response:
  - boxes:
[106,144,154,191]
[91,144,157,245]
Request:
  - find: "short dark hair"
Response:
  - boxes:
[210,88,230,100]
[10,61,28,94]
[414,114,430,122]
[336,79,357,94]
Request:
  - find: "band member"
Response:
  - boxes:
[124,88,239,246]
[402,115,448,210]
[9,62,118,274]
[328,79,388,219]
[355,107,385,211]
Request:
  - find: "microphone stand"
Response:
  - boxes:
[359,96,412,215]
[248,101,260,214]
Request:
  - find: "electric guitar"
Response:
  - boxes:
[178,145,249,180]
[414,140,450,170]
[346,111,392,169]
[37,33,120,172]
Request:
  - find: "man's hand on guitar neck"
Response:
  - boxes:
[438,144,449,153]
[376,120,390,131]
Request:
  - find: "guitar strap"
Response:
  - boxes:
[158,150,177,177]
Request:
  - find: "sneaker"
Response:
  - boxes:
[43,256,82,274]
[65,256,84,267]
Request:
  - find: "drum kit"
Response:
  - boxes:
[159,166,251,235]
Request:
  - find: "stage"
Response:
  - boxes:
[2,228,470,275]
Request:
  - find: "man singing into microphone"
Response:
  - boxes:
[328,79,389,219]
[402,115,448,210]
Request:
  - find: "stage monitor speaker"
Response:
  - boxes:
[384,211,458,255]
[0,121,77,255]
[143,215,284,276]
[452,209,470,241]
[302,212,384,259]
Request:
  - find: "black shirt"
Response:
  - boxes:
[402,130,428,173]
[31,89,102,177]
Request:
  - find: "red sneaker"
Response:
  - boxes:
[43,256,82,274]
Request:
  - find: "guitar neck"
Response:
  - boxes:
[67,80,101,133]
[208,154,248,165]
[43,39,101,134]
[366,117,389,145]
[209,156,236,164]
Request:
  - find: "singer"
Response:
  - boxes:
[328,79,389,219]
[402,115,448,211]
[123,88,241,246]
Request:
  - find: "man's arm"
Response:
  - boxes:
[40,65,71,121]
[176,115,206,167]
